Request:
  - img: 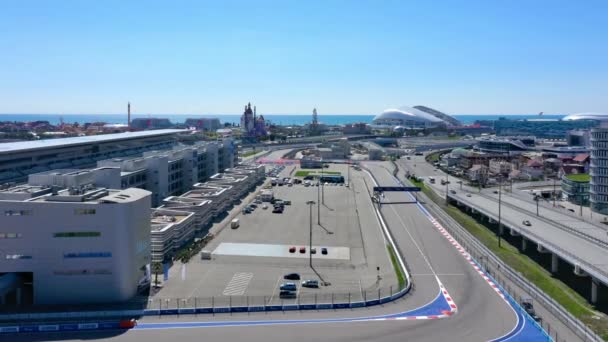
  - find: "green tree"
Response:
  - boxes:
[152,262,163,287]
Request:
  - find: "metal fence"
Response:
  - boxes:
[424,189,603,342]
[0,282,406,323]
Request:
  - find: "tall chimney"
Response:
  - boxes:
[127,102,131,129]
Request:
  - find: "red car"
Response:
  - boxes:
[299,247,306,254]
[289,246,296,253]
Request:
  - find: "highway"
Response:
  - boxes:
[10,161,544,342]
[405,155,608,288]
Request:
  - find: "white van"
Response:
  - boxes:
[231,218,240,229]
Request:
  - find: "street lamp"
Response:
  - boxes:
[498,177,503,248]
[306,200,315,269]
[445,172,450,204]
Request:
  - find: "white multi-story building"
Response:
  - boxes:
[150,208,196,263]
[0,185,151,305]
[97,140,236,206]
[159,196,214,234]
[0,129,185,183]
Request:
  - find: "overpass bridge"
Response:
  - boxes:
[448,191,608,303]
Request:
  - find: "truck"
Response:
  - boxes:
[231,218,240,229]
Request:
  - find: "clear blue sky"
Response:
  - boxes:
[0,0,606,115]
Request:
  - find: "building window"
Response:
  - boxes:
[74,209,96,215]
[0,233,22,239]
[6,254,32,260]
[5,210,32,216]
[64,252,111,258]
[54,232,101,238]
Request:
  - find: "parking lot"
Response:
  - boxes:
[152,163,397,306]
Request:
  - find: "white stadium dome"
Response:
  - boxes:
[372,106,446,128]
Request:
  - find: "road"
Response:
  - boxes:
[10,161,543,342]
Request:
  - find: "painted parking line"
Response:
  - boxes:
[222,273,254,296]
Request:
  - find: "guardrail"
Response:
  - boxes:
[425,189,602,341]
[451,194,608,286]
[462,192,608,248]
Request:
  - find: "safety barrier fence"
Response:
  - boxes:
[423,182,603,342]
[0,284,407,334]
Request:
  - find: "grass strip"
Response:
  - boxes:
[387,244,406,290]
[240,150,260,157]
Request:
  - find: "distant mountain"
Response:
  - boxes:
[413,105,461,126]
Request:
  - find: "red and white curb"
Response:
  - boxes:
[368,281,458,321]
[429,217,508,303]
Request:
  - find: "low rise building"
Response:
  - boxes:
[468,164,489,183]
[488,159,512,176]
[150,208,196,263]
[0,185,151,305]
[561,173,590,206]
[300,156,323,169]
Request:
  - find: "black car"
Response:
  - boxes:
[284,273,301,280]
[321,247,328,255]
[521,299,542,322]
[279,290,296,299]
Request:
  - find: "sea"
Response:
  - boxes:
[0,114,567,126]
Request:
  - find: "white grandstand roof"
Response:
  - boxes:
[373,106,444,123]
[0,129,186,155]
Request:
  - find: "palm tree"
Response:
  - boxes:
[152,262,162,287]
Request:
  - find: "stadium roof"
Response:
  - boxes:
[0,129,186,155]
[563,112,608,121]
[373,106,444,124]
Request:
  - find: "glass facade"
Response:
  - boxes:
[590,128,608,214]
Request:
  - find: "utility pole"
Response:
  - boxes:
[307,200,315,269]
[317,178,321,225]
[445,172,449,204]
[498,177,503,248]
[553,178,557,207]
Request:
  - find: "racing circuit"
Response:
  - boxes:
[7,152,551,342]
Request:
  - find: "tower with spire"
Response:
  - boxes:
[240,102,266,138]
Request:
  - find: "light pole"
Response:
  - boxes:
[552,178,557,207]
[317,178,321,225]
[307,200,315,269]
[498,177,503,248]
[445,172,449,204]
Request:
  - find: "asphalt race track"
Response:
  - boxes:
[9,162,549,342]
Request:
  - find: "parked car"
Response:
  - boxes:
[310,247,317,254]
[493,190,499,194]
[280,282,297,291]
[289,246,296,253]
[466,194,472,197]
[450,190,456,194]
[568,208,575,213]
[299,246,306,254]
[321,247,328,255]
[279,290,296,299]
[301,280,319,288]
[262,204,268,209]
[284,273,301,280]
[522,220,532,226]
[272,207,283,213]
